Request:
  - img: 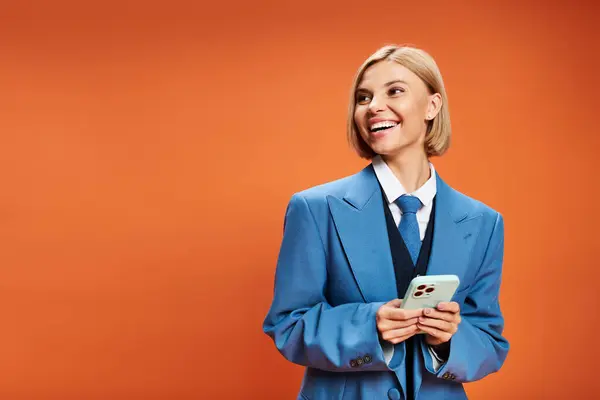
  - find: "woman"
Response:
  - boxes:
[263,45,509,400]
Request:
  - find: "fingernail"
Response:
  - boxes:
[424,308,431,315]
[437,303,444,310]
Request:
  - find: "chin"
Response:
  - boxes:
[370,133,425,157]
[374,142,425,160]
[368,139,406,156]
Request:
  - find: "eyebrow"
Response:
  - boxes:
[384,79,408,86]
[356,79,408,92]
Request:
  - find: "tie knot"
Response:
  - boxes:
[396,195,423,214]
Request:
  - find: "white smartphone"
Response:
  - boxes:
[400,274,460,310]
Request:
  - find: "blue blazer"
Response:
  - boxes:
[263,164,509,400]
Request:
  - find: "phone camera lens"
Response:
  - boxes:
[417,285,426,290]
[425,288,434,293]
[414,291,423,297]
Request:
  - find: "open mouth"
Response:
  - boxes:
[369,121,399,133]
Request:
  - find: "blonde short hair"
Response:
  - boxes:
[347,45,451,159]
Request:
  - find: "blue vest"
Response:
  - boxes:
[381,187,436,400]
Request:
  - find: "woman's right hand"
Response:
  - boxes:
[376,299,424,344]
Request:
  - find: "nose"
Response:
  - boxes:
[367,95,387,114]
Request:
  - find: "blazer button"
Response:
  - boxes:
[356,357,364,366]
[387,388,401,400]
[442,372,450,380]
[350,359,358,368]
[363,354,372,364]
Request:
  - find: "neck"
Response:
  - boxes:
[381,150,431,193]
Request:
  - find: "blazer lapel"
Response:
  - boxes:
[327,165,397,303]
[413,175,484,399]
[427,175,483,289]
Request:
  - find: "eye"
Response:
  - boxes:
[355,93,371,104]
[388,87,406,96]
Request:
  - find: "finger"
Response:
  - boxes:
[389,331,418,344]
[386,307,424,321]
[436,302,460,313]
[378,317,419,332]
[423,307,459,323]
[417,323,452,343]
[381,324,419,342]
[386,299,403,308]
[418,316,456,333]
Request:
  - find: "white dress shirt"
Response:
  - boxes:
[372,155,444,371]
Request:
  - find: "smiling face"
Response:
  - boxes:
[353,60,442,159]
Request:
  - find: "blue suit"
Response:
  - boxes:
[263,164,509,399]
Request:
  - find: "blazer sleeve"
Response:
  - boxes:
[263,194,403,372]
[419,212,510,382]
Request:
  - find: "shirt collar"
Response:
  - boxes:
[372,154,437,207]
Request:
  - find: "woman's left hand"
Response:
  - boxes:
[417,302,461,346]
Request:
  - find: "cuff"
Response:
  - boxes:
[429,341,450,362]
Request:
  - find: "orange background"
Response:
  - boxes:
[1,0,599,398]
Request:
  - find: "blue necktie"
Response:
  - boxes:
[396,195,423,265]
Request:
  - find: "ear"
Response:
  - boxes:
[425,93,442,121]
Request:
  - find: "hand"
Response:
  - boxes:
[376,299,424,344]
[417,301,461,346]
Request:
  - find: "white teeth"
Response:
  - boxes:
[370,121,398,131]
